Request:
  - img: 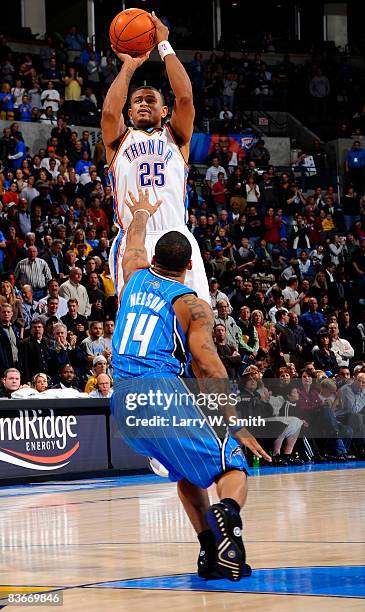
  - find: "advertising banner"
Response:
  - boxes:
[190,132,258,164]
[0,401,109,478]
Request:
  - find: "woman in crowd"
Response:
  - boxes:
[0,279,25,335]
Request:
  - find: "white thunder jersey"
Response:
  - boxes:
[108,123,188,232]
[108,123,210,303]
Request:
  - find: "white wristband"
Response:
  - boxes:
[158,40,175,61]
[134,209,151,218]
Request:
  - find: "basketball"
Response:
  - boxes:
[109,8,156,57]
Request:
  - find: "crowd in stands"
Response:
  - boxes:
[2,27,365,138]
[0,28,365,466]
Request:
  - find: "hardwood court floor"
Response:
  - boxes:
[0,465,364,611]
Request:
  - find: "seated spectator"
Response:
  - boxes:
[312,327,338,374]
[89,373,113,398]
[0,303,20,376]
[337,372,365,457]
[58,267,91,317]
[14,246,52,300]
[236,305,259,358]
[19,318,50,383]
[0,279,24,335]
[37,296,62,327]
[84,354,108,394]
[51,362,82,391]
[32,372,49,393]
[328,321,354,368]
[300,297,326,342]
[205,157,227,191]
[37,278,68,318]
[215,299,242,351]
[213,323,242,378]
[0,367,22,398]
[47,322,87,383]
[81,320,111,366]
[61,298,88,342]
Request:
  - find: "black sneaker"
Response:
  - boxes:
[206,502,251,581]
[197,547,218,579]
[283,454,305,466]
[272,454,288,466]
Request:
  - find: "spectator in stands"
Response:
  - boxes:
[215,299,242,351]
[42,239,66,281]
[300,297,326,342]
[81,319,111,367]
[209,277,230,315]
[236,305,259,359]
[19,318,49,384]
[41,81,60,113]
[7,132,26,171]
[59,267,91,317]
[64,26,85,51]
[84,354,108,393]
[328,321,354,368]
[52,362,81,391]
[0,280,24,337]
[0,367,23,398]
[312,327,338,374]
[337,372,365,457]
[14,245,52,300]
[213,323,242,377]
[46,322,87,383]
[249,139,270,168]
[205,157,227,191]
[89,373,113,398]
[0,303,20,376]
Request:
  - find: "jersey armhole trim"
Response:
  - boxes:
[171,291,197,305]
[107,128,130,171]
[165,122,189,168]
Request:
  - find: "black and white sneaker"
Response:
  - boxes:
[206,501,251,581]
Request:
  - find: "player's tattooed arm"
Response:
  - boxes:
[101,50,150,159]
[122,189,162,284]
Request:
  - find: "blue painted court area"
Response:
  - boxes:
[0,462,363,498]
[89,565,365,598]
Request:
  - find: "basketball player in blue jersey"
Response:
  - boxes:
[112,188,271,581]
[101,11,209,304]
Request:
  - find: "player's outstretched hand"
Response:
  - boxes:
[150,11,169,43]
[125,188,162,218]
[237,431,272,462]
[111,46,150,68]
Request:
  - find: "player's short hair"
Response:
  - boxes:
[130,85,166,106]
[154,231,192,272]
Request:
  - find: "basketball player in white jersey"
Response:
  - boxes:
[101,11,209,303]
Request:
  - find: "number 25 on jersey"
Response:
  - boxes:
[139,162,165,188]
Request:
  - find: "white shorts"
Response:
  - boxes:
[109,225,210,303]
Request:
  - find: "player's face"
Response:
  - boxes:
[129,89,168,129]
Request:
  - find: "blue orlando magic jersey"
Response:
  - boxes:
[112,268,196,378]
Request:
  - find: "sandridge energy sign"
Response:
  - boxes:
[0,400,109,478]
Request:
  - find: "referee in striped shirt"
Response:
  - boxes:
[14,246,52,301]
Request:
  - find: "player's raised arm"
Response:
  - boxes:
[122,189,162,284]
[101,51,150,163]
[174,295,271,461]
[150,12,195,156]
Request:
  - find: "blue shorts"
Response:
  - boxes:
[112,377,249,489]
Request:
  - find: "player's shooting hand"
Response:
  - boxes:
[236,430,272,462]
[111,46,150,68]
[150,11,169,43]
[125,188,162,218]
